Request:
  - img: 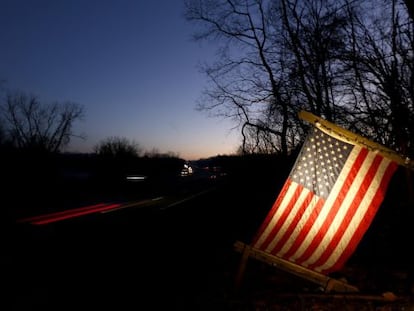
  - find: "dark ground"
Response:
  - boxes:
[8,159,414,310]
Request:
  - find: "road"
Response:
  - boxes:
[11,174,256,310]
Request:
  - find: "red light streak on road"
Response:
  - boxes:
[17,202,122,225]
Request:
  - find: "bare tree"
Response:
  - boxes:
[0,91,84,153]
[185,0,297,156]
[342,0,414,156]
[185,0,413,159]
[277,0,351,120]
[94,136,142,158]
[185,0,351,156]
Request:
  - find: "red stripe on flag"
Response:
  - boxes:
[251,180,292,245]
[306,152,382,271]
[262,185,312,254]
[252,181,301,249]
[280,196,324,259]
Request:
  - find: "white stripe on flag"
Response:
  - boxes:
[253,182,298,249]
[266,188,311,253]
[277,194,320,256]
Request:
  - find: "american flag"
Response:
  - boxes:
[251,126,398,274]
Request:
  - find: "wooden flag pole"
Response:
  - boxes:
[234,241,359,293]
[234,242,251,292]
[298,110,413,170]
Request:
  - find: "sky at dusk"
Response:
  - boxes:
[0,0,241,160]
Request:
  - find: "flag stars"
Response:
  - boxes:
[290,128,353,199]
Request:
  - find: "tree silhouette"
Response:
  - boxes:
[94,136,142,158]
[185,0,414,159]
[0,91,84,153]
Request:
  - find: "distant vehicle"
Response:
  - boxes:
[181,163,193,176]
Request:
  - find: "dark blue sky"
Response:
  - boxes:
[0,0,240,160]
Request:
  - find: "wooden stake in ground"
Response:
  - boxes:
[233,240,359,293]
